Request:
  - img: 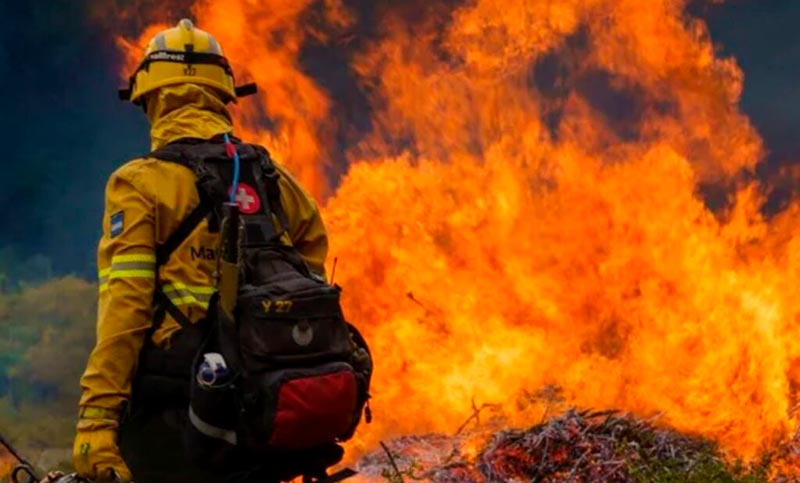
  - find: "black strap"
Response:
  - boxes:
[257,149,290,233]
[120,53,233,102]
[235,148,290,248]
[139,51,235,76]
[235,83,258,97]
[151,148,227,264]
[156,196,212,266]
[152,290,194,331]
[147,146,229,332]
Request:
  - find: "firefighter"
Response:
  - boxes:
[73,19,328,482]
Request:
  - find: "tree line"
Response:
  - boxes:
[0,276,96,468]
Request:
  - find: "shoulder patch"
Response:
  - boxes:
[110,211,124,238]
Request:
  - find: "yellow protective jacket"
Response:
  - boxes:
[78,84,328,416]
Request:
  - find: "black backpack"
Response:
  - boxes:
[142,138,372,480]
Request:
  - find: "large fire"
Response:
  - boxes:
[115,0,800,471]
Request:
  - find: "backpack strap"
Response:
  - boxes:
[144,140,294,331]
[156,191,213,267]
[235,147,289,248]
[152,290,194,331]
[155,159,227,265]
[146,143,229,332]
[255,147,290,234]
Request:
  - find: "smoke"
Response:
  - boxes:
[1,0,149,277]
[2,0,800,278]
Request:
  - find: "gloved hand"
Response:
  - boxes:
[72,417,132,482]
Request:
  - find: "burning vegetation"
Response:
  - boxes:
[99,0,800,480]
[358,409,777,483]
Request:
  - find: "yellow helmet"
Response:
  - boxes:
[119,19,257,104]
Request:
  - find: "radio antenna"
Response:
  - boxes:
[330,257,339,284]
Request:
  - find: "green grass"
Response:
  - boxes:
[628,450,772,483]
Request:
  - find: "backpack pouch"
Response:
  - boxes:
[185,379,239,469]
[183,324,240,470]
[238,286,354,371]
[240,362,361,452]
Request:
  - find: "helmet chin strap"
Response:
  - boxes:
[234,83,258,98]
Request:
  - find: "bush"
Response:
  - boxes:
[0,277,96,464]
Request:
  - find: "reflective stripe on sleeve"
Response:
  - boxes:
[79,406,120,420]
[98,268,111,292]
[111,254,156,263]
[98,254,157,293]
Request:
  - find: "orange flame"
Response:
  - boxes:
[115,0,800,465]
[0,447,15,481]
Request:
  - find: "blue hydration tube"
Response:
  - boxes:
[224,133,241,204]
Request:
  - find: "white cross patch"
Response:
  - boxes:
[231,183,261,214]
[236,188,255,211]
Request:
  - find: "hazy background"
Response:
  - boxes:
[0,0,798,281]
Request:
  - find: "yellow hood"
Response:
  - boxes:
[146,83,233,151]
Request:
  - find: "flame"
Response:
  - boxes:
[0,447,14,480]
[114,0,350,200]
[113,0,800,466]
